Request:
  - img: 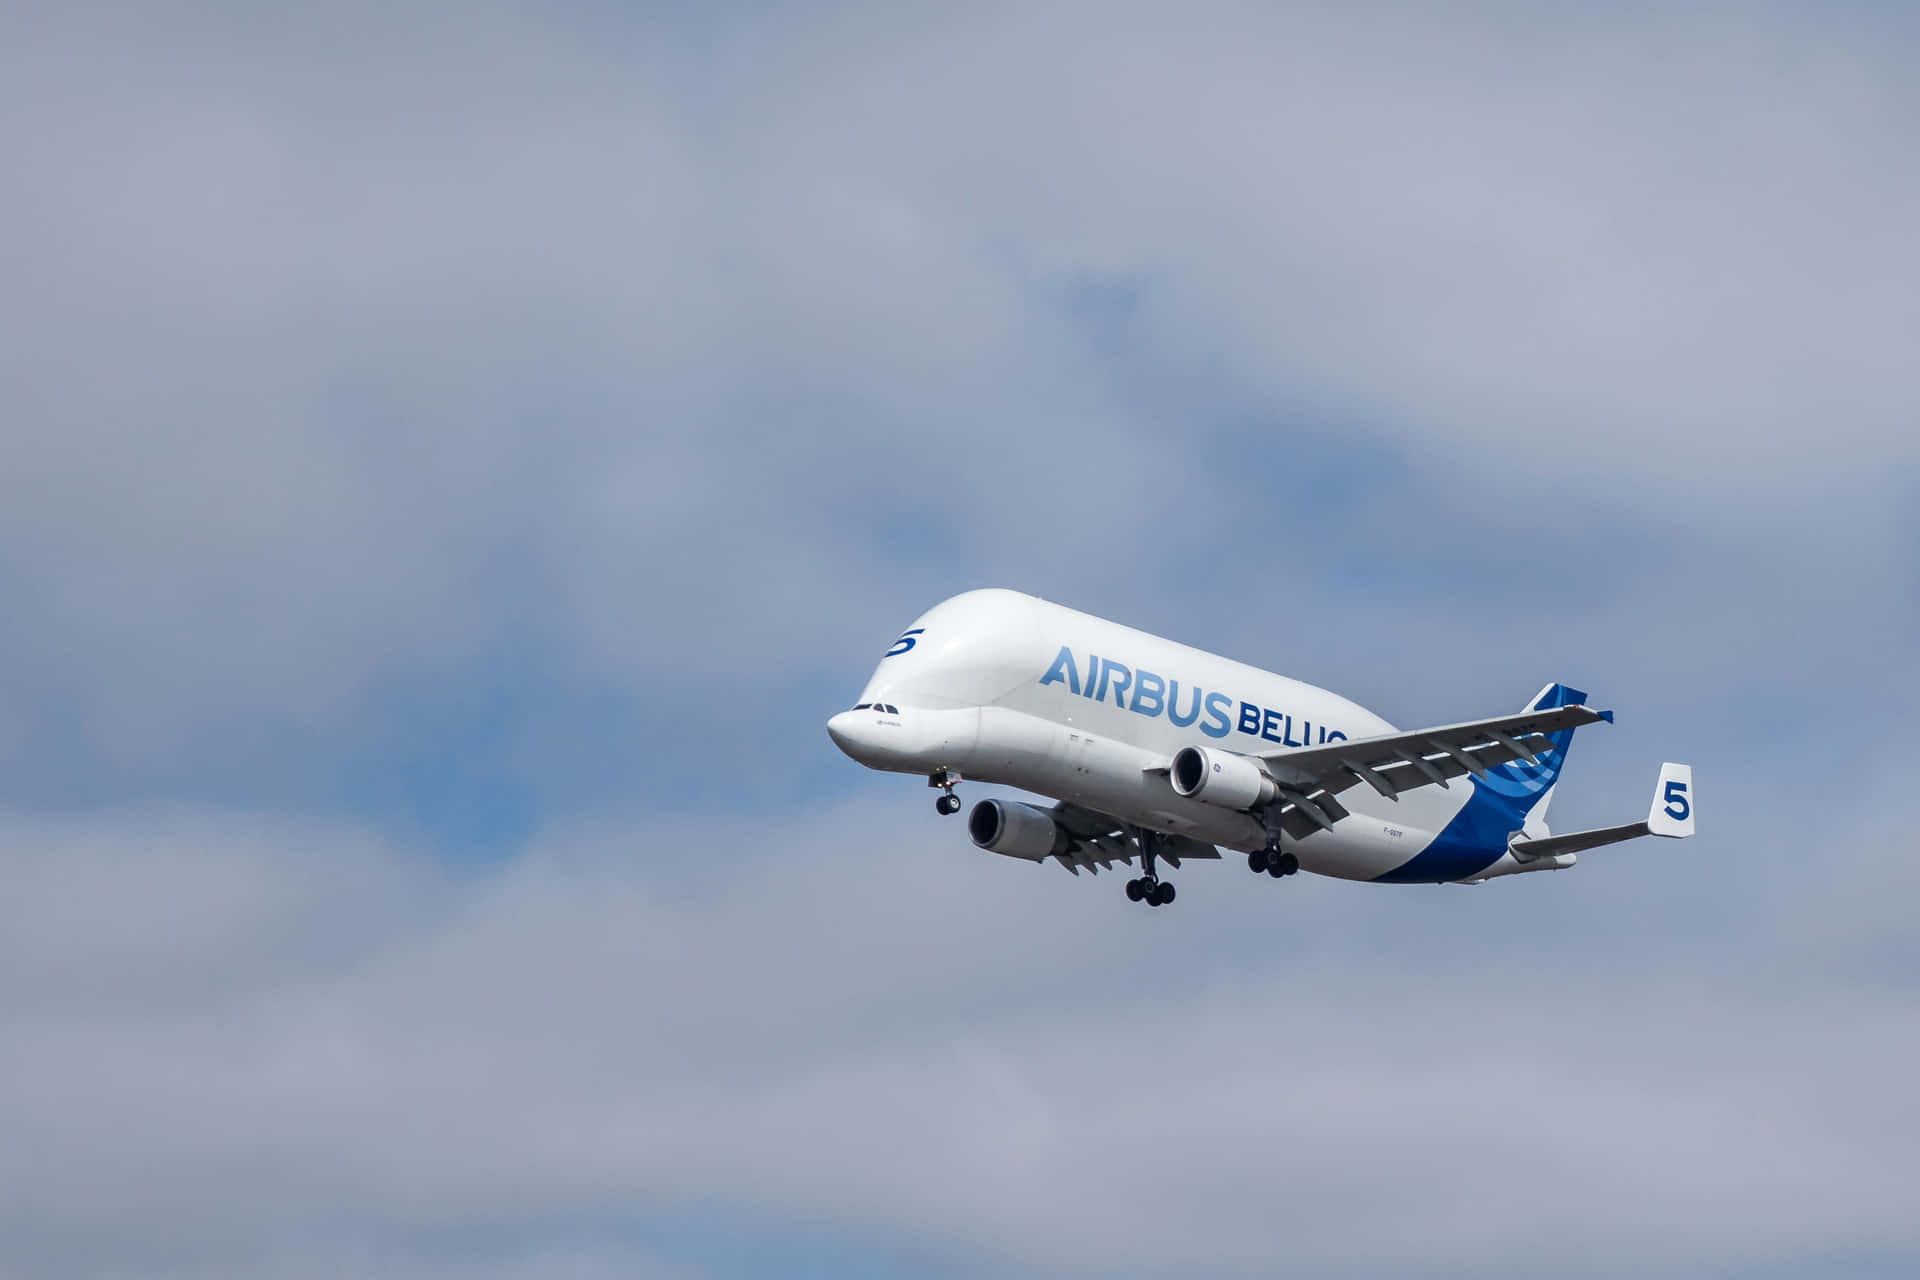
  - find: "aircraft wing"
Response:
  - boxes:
[1251,702,1614,841]
[1045,801,1220,876]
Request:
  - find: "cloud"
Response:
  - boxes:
[2,806,1915,1277]
[4,2,1913,789]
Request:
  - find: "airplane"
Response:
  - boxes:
[826,589,1694,907]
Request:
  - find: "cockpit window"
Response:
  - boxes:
[882,704,899,714]
[852,703,871,711]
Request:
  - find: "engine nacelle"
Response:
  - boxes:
[1170,745,1279,810]
[967,799,1068,862]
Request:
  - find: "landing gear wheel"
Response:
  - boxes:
[927,769,961,815]
[1123,827,1175,906]
[1279,852,1300,876]
[1248,850,1269,874]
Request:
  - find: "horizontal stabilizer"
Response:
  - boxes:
[1509,762,1695,860]
[1510,820,1649,860]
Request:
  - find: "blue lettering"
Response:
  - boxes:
[1201,692,1233,738]
[1131,669,1166,717]
[1038,646,1081,695]
[1046,656,1338,744]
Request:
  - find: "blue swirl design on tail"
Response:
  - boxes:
[1372,684,1585,884]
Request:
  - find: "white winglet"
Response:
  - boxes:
[1646,762,1695,839]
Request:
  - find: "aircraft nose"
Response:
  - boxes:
[826,710,864,757]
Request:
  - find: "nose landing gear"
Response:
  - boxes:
[929,769,962,815]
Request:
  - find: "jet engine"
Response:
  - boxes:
[967,799,1069,862]
[1169,745,1279,810]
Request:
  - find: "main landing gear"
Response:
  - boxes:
[1249,841,1300,878]
[929,769,962,816]
[1125,829,1176,907]
[1126,877,1176,906]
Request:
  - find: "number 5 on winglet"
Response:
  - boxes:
[1647,762,1695,838]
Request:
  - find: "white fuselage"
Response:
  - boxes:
[827,589,1543,883]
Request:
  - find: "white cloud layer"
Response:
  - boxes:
[2,806,1915,1278]
[2,1,1913,766]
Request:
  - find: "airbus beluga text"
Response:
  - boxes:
[826,589,1694,908]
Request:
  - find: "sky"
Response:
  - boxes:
[1,1,1917,1276]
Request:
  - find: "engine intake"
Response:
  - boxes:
[967,799,1068,862]
[1170,746,1279,810]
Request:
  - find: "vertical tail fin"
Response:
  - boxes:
[1499,683,1589,834]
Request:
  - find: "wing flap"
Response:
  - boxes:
[1164,834,1222,862]
[1044,802,1219,876]
[1260,788,1353,843]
